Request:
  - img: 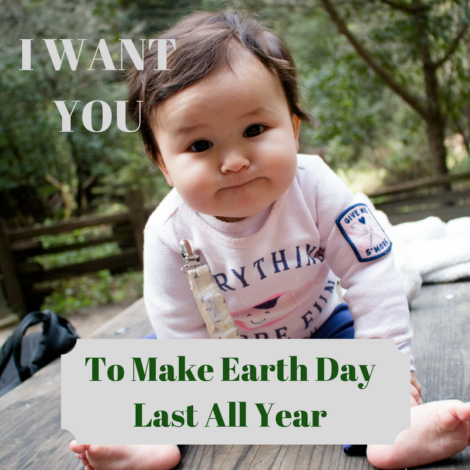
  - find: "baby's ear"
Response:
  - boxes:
[292,114,301,152]
[155,154,174,187]
[145,146,174,186]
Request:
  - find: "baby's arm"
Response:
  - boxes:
[301,156,414,367]
[144,223,210,339]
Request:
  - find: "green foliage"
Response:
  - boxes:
[2,0,469,313]
[2,0,469,209]
[115,0,204,36]
[31,227,143,314]
[224,0,469,184]
[232,3,430,184]
[40,270,143,314]
[35,228,120,269]
[0,0,172,220]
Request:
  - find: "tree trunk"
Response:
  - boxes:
[414,1,449,175]
[67,133,86,216]
[425,116,448,176]
[319,0,452,176]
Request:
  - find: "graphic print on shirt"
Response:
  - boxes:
[336,203,392,262]
[232,291,298,331]
[232,277,337,339]
[212,245,325,292]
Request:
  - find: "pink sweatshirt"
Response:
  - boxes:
[144,154,413,367]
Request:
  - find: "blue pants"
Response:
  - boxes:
[144,303,365,456]
[144,302,355,340]
[311,303,355,339]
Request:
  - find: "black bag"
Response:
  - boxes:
[0,310,79,397]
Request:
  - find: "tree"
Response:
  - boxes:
[0,0,171,222]
[212,0,432,183]
[317,0,469,175]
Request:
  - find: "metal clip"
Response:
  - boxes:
[180,239,200,272]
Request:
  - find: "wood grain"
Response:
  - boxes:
[1,283,470,469]
[388,206,470,224]
[19,249,140,283]
[0,298,153,470]
[6,212,131,242]
[175,282,470,470]
[0,219,25,314]
[11,234,131,259]
[6,205,156,242]
[367,171,470,198]
[375,190,470,212]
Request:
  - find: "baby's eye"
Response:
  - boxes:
[243,124,265,138]
[189,140,213,152]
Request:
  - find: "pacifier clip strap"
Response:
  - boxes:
[180,239,240,339]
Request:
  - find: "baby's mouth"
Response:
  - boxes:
[225,177,259,189]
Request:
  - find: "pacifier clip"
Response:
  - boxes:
[180,239,240,339]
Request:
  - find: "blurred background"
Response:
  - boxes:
[0,0,469,329]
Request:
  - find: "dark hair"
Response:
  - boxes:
[127,10,314,162]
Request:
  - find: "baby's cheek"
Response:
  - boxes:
[270,153,297,188]
[178,175,215,212]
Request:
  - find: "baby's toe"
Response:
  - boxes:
[454,402,470,423]
[70,440,89,454]
[410,384,423,405]
[78,453,90,466]
[86,444,120,465]
[438,400,467,431]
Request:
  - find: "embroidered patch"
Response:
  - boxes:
[336,203,392,262]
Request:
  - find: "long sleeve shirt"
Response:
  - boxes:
[144,154,414,368]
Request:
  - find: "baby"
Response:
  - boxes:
[70,10,470,470]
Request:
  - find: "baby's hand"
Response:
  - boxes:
[410,371,423,405]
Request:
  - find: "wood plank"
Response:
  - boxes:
[410,282,470,404]
[19,249,140,283]
[2,283,470,470]
[90,297,152,339]
[126,190,145,268]
[178,445,245,470]
[6,205,156,243]
[6,212,131,242]
[177,282,470,470]
[0,219,26,315]
[0,359,81,470]
[367,172,470,198]
[11,234,132,259]
[15,261,43,274]
[180,444,374,470]
[0,298,151,470]
[375,190,470,211]
[388,206,470,224]
[409,282,470,469]
[218,446,259,469]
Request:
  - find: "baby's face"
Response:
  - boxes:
[153,47,300,221]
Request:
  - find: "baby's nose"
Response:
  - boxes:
[221,151,250,173]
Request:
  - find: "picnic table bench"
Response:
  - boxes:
[0,281,469,470]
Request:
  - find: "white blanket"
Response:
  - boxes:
[355,194,470,302]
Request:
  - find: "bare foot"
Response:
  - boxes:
[69,442,180,470]
[367,400,470,469]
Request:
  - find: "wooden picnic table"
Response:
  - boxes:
[0,281,469,470]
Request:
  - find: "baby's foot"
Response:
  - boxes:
[69,442,180,470]
[367,400,470,469]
